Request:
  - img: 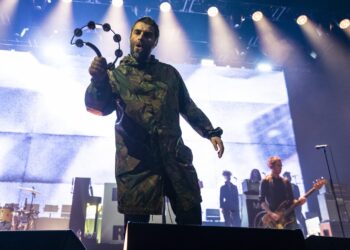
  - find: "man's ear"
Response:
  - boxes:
[153,38,159,48]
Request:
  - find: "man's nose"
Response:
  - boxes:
[138,32,145,40]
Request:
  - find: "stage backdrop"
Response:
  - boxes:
[0,49,305,222]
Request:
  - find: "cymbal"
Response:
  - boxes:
[18,186,40,195]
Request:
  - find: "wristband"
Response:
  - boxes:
[207,127,223,138]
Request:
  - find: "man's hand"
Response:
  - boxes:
[210,136,224,158]
[89,56,108,82]
[296,196,307,206]
[269,212,281,222]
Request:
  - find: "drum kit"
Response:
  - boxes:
[0,186,40,231]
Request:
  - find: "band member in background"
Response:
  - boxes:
[282,171,308,236]
[220,170,241,227]
[259,156,306,230]
[250,168,262,184]
[85,16,224,229]
[246,168,263,228]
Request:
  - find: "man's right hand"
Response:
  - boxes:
[89,56,108,82]
[268,212,280,222]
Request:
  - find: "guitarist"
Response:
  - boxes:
[259,156,306,230]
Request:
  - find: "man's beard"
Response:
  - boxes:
[131,45,151,63]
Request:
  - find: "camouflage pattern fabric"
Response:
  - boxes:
[85,55,215,215]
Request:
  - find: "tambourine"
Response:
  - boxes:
[70,21,123,70]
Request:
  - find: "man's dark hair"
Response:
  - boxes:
[222,170,232,177]
[131,16,160,40]
[282,171,291,178]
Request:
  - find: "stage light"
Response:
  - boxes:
[157,3,191,63]
[310,51,318,59]
[339,18,350,29]
[112,0,123,7]
[257,62,272,72]
[160,2,171,12]
[33,0,51,10]
[252,11,263,22]
[62,0,72,3]
[209,11,243,67]
[297,15,308,26]
[207,6,219,17]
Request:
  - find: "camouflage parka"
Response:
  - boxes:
[85,55,216,215]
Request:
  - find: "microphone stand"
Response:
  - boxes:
[162,196,166,224]
[30,186,36,211]
[319,146,345,237]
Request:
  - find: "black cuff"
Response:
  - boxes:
[206,127,223,139]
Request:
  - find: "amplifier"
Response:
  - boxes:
[320,221,350,238]
[317,193,350,222]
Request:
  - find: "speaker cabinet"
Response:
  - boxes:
[100,183,176,245]
[69,177,91,235]
[124,223,306,250]
[317,193,350,222]
[100,183,124,244]
[306,235,350,250]
[320,221,350,238]
[0,230,85,250]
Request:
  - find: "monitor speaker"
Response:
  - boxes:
[0,230,85,250]
[124,223,306,250]
[306,235,350,250]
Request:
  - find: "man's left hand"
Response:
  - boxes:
[297,196,307,205]
[210,136,224,158]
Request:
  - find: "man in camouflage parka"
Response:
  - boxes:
[85,17,224,226]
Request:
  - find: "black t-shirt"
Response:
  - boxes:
[259,176,294,212]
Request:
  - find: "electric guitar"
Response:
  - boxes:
[262,178,327,229]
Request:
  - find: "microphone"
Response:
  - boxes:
[315,144,328,149]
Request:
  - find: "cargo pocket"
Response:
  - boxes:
[175,139,193,166]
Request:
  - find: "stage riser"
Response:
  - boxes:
[1,227,349,250]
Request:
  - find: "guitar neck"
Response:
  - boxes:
[278,179,326,222]
[286,187,316,214]
[304,187,317,199]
